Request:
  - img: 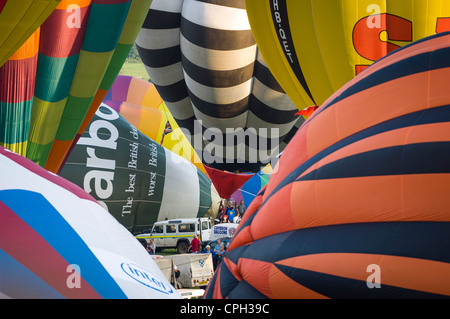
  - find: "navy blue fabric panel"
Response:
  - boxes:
[275,265,449,299]
[136,45,181,68]
[217,259,241,298]
[299,142,450,181]
[141,9,181,29]
[226,279,269,299]
[225,222,450,264]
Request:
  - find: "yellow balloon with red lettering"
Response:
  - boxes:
[245,0,450,111]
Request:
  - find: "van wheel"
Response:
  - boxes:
[177,241,189,254]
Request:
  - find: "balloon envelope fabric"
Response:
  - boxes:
[0,146,179,299]
[136,0,303,174]
[102,75,208,175]
[60,104,220,234]
[0,0,60,67]
[204,33,450,299]
[229,165,272,209]
[245,0,450,112]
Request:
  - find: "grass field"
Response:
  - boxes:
[119,61,150,81]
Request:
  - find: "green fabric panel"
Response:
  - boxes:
[133,138,166,233]
[34,53,79,102]
[55,96,93,141]
[82,2,131,53]
[197,169,213,217]
[26,140,53,167]
[60,105,168,234]
[0,100,32,145]
[68,50,113,98]
[26,96,67,165]
[99,43,132,90]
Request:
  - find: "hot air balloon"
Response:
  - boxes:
[245,0,450,112]
[0,146,179,299]
[229,164,272,210]
[0,29,40,155]
[0,0,60,67]
[204,32,450,299]
[21,0,151,173]
[60,104,220,234]
[102,75,208,175]
[135,0,303,181]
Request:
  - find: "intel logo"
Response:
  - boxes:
[121,263,174,295]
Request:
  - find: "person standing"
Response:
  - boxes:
[189,233,201,253]
[226,202,236,222]
[237,200,245,217]
[147,238,156,255]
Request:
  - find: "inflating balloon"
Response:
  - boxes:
[102,75,207,175]
[0,146,179,299]
[6,0,152,174]
[229,165,272,209]
[0,0,60,67]
[205,33,450,299]
[245,0,450,111]
[60,104,220,234]
[136,0,303,176]
[0,29,40,155]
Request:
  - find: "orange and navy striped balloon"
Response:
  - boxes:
[204,32,450,299]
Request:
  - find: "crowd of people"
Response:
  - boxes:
[216,199,245,224]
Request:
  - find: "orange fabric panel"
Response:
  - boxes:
[57,0,92,9]
[9,28,40,60]
[276,253,450,296]
[137,105,162,140]
[45,139,73,172]
[249,183,297,242]
[119,102,142,128]
[307,72,437,158]
[268,263,329,299]
[141,84,163,108]
[290,175,450,230]
[127,76,151,105]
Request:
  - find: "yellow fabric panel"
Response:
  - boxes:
[0,141,27,155]
[141,84,163,108]
[69,50,113,98]
[0,0,60,66]
[137,104,162,141]
[29,97,68,145]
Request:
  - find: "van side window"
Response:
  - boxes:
[152,225,163,234]
[201,221,209,230]
[179,223,195,233]
[166,225,177,233]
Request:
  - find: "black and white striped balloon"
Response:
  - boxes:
[136,0,302,173]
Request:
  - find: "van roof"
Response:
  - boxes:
[154,217,210,225]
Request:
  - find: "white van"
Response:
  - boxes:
[136,217,212,254]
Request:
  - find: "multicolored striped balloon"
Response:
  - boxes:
[0,29,40,155]
[0,146,179,299]
[20,0,152,173]
[60,104,220,234]
[205,33,450,299]
[102,75,208,175]
[229,165,272,209]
